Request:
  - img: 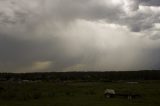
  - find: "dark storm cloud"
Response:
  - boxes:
[139,0,160,6]
[0,0,160,72]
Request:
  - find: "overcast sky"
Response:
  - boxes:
[0,0,160,72]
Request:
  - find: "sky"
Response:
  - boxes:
[0,0,160,73]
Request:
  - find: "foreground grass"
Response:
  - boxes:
[0,81,160,106]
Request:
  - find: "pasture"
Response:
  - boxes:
[0,80,160,106]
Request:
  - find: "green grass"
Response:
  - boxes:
[0,81,160,106]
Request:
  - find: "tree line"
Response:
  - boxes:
[0,70,160,81]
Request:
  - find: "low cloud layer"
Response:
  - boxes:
[0,0,160,72]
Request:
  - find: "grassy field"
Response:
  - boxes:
[0,80,160,106]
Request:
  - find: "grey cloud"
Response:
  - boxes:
[150,32,160,40]
[139,0,160,6]
[126,0,140,11]
[0,0,160,72]
[54,0,124,21]
[51,0,160,33]
[54,0,160,33]
[0,0,159,33]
